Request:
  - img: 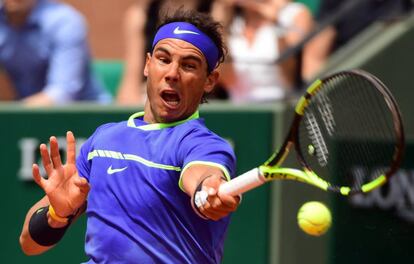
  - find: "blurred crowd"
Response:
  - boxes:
[0,0,412,106]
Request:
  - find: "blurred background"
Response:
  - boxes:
[1,0,414,263]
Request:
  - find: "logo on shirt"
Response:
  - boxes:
[107,165,128,175]
[173,26,199,35]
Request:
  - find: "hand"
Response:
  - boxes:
[194,175,240,221]
[32,131,89,217]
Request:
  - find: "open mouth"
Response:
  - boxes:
[161,90,180,107]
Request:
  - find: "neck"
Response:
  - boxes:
[143,101,156,123]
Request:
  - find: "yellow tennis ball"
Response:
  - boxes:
[297,201,331,236]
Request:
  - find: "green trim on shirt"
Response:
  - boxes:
[127,111,200,131]
[178,161,231,192]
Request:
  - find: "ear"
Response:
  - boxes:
[203,70,219,93]
[143,53,151,77]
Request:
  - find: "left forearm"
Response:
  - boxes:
[181,164,225,197]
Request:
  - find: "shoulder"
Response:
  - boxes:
[93,121,127,136]
[36,0,86,31]
[79,121,126,151]
[178,119,233,150]
[179,119,217,137]
[176,119,237,177]
[85,121,124,141]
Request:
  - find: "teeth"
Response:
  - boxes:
[166,100,179,106]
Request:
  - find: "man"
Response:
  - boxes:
[19,9,240,263]
[0,0,110,105]
[116,0,212,105]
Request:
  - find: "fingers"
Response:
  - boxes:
[49,136,62,168]
[32,164,45,189]
[192,174,241,220]
[195,187,240,221]
[40,132,75,172]
[73,177,90,194]
[66,131,76,164]
[40,143,53,175]
[197,197,235,221]
[198,207,225,221]
[205,194,239,212]
[218,193,241,209]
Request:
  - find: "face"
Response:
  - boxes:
[143,38,218,123]
[3,0,36,14]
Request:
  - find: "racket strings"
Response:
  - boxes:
[343,74,395,180]
[337,76,368,188]
[339,74,396,185]
[345,76,392,187]
[358,77,396,178]
[298,72,400,190]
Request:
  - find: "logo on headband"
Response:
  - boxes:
[153,22,219,72]
[173,26,199,35]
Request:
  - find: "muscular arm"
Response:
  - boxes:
[19,195,85,255]
[181,164,225,197]
[181,164,239,221]
[19,132,89,254]
[19,196,59,255]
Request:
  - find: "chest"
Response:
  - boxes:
[86,130,184,210]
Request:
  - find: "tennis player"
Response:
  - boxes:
[19,9,240,263]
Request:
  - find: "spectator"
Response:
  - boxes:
[302,0,413,81]
[0,0,111,106]
[211,0,314,103]
[116,0,212,105]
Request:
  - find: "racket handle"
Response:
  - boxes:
[219,168,266,196]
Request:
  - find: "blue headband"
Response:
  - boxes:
[152,22,219,72]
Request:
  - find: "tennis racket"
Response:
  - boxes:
[196,69,404,206]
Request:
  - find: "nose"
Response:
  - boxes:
[165,62,179,83]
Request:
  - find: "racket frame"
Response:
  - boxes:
[218,70,405,197]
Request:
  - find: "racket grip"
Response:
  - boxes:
[219,168,266,196]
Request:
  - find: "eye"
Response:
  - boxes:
[158,56,170,65]
[183,63,197,71]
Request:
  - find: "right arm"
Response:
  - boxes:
[302,26,337,81]
[19,132,90,255]
[116,3,149,105]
